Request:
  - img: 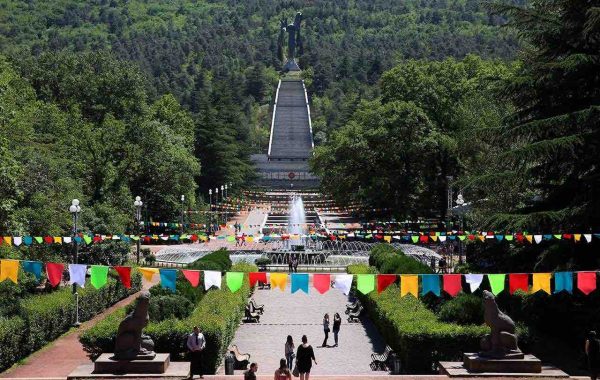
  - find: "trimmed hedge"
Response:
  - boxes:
[80,262,257,374]
[369,243,433,274]
[348,264,487,373]
[0,273,141,372]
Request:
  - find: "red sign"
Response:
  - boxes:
[288,172,296,179]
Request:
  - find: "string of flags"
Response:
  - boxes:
[0,259,598,297]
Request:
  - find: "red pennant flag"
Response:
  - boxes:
[190,234,199,242]
[577,272,596,295]
[93,235,102,243]
[46,262,64,287]
[181,270,201,287]
[563,234,573,240]
[515,234,524,243]
[468,234,475,241]
[44,236,53,244]
[509,273,529,294]
[443,274,462,297]
[113,266,132,289]
[143,236,151,243]
[249,272,267,287]
[313,274,331,294]
[377,274,397,293]
[419,235,429,243]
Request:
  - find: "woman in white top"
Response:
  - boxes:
[321,313,330,347]
[285,335,295,370]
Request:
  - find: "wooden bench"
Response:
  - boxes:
[228,344,251,369]
[244,306,260,323]
[249,299,264,314]
[347,304,363,322]
[345,300,361,314]
[371,345,394,370]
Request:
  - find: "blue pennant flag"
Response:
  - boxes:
[554,272,573,294]
[22,261,43,281]
[23,236,33,246]
[291,273,309,294]
[421,274,440,296]
[159,269,177,292]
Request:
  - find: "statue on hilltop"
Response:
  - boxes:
[278,12,303,71]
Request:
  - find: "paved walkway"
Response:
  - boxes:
[223,279,388,376]
[0,281,157,379]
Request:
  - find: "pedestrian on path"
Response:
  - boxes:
[586,331,600,380]
[296,335,317,380]
[244,362,258,380]
[274,358,292,380]
[186,326,205,379]
[332,312,341,347]
[321,313,330,347]
[285,335,295,370]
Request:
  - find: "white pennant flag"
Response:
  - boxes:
[584,234,592,243]
[439,236,447,242]
[204,270,222,290]
[465,274,484,292]
[333,274,353,295]
[63,236,72,244]
[69,264,87,288]
[13,236,22,246]
[534,235,542,244]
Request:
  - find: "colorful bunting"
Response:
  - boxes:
[114,266,132,289]
[377,274,396,293]
[531,273,551,294]
[46,262,64,287]
[554,272,573,294]
[357,274,375,294]
[400,275,418,297]
[68,264,87,288]
[270,273,287,291]
[159,269,177,291]
[509,273,529,294]
[313,273,330,294]
[421,274,440,296]
[22,261,42,281]
[90,265,109,289]
[204,270,222,290]
[488,274,506,295]
[0,260,19,284]
[291,273,309,294]
[333,274,353,295]
[182,270,201,287]
[577,272,596,295]
[443,274,462,297]
[226,272,244,292]
[465,274,484,293]
[139,267,159,282]
[248,272,267,288]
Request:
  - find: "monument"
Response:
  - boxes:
[438,291,568,377]
[279,12,303,71]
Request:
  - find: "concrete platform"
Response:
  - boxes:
[67,361,189,380]
[92,353,169,374]
[463,353,540,373]
[439,360,569,378]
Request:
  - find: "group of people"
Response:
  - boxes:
[288,254,299,272]
[321,313,342,347]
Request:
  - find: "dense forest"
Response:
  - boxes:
[0,0,519,234]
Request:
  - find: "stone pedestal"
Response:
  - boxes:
[284,59,301,71]
[463,353,541,373]
[94,353,169,374]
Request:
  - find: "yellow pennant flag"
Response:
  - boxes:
[54,236,62,244]
[400,275,418,297]
[138,267,159,282]
[384,236,391,243]
[270,273,287,291]
[0,259,20,284]
[526,235,533,243]
[574,234,581,242]
[246,236,254,243]
[478,235,485,242]
[531,273,551,294]
[3,236,12,246]
[430,235,438,242]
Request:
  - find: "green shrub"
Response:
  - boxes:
[438,293,484,325]
[0,272,141,372]
[188,249,232,271]
[348,264,487,373]
[369,243,397,268]
[84,241,131,265]
[80,262,257,374]
[347,264,377,274]
[368,243,433,274]
[148,295,193,322]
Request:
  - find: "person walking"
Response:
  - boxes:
[296,335,316,380]
[186,326,205,379]
[321,314,330,347]
[244,362,258,380]
[586,331,600,380]
[285,335,295,370]
[332,313,341,347]
[274,358,292,380]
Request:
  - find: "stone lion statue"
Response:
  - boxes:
[113,291,155,360]
[480,290,522,358]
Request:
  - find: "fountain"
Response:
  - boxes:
[288,195,306,248]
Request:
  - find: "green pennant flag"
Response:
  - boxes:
[130,235,140,241]
[411,235,419,243]
[90,265,109,289]
[34,236,43,244]
[487,274,506,295]
[226,272,244,293]
[553,234,562,240]
[357,274,375,294]
[458,235,466,241]
[83,235,92,244]
[226,235,236,242]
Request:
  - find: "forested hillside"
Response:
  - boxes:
[0,0,518,233]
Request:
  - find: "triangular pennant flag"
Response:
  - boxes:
[400,275,418,297]
[554,272,573,294]
[443,274,462,297]
[525,235,533,243]
[411,235,419,243]
[44,236,53,244]
[509,273,529,294]
[53,236,62,244]
[248,272,267,287]
[574,234,581,242]
[204,270,222,290]
[584,234,592,243]
[270,273,287,291]
[22,261,43,281]
[90,265,109,289]
[505,235,514,241]
[577,272,596,295]
[13,236,22,246]
[531,273,551,294]
[34,236,43,244]
[63,236,72,244]
[139,267,159,282]
[420,274,440,296]
[3,236,12,246]
[291,273,309,294]
[377,274,396,293]
[0,260,20,284]
[182,270,201,287]
[465,274,484,293]
[534,235,542,244]
[159,269,177,291]
[23,236,33,246]
[487,274,506,295]
[357,274,375,294]
[226,272,244,293]
[68,264,87,288]
[313,273,330,294]
[333,274,353,295]
[46,262,64,287]
[83,235,93,244]
[114,266,132,289]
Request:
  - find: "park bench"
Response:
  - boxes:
[347,304,363,322]
[258,280,271,289]
[249,298,264,314]
[228,344,251,369]
[244,305,260,323]
[371,345,394,370]
[345,299,361,314]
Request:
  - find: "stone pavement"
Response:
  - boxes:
[222,279,389,376]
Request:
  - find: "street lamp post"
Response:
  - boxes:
[69,199,81,327]
[455,192,465,264]
[180,194,185,236]
[134,196,143,264]
[224,184,228,225]
[215,187,219,226]
[209,189,213,234]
